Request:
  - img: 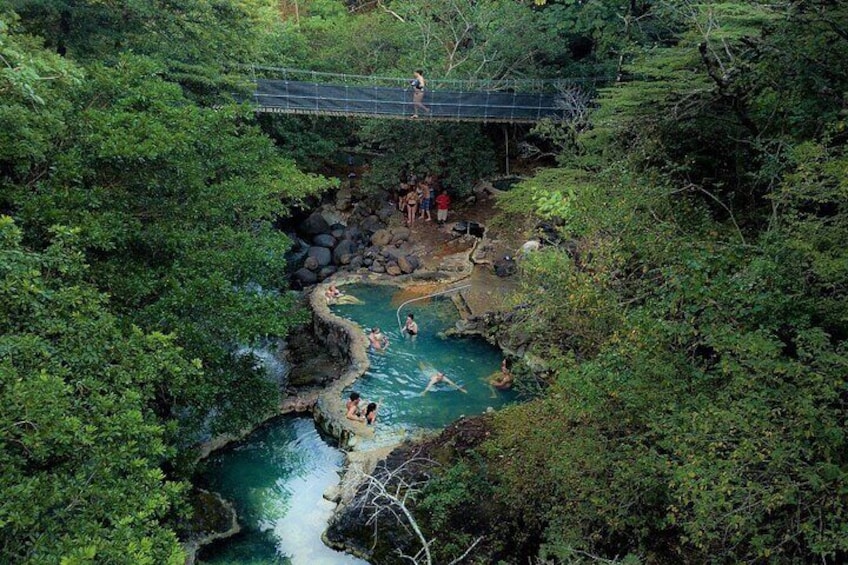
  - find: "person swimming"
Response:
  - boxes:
[364,402,379,425]
[368,327,389,352]
[422,370,467,395]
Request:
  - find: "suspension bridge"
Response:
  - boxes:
[248,67,603,124]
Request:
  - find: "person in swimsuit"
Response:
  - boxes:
[346,392,365,422]
[490,358,514,390]
[405,189,418,226]
[418,181,432,221]
[365,402,379,425]
[368,327,389,352]
[410,70,430,118]
[402,313,419,337]
[324,283,342,302]
[422,371,467,395]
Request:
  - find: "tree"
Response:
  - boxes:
[0,216,197,564]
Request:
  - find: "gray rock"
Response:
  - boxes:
[344,226,362,241]
[331,228,345,239]
[391,227,411,242]
[349,256,363,269]
[292,268,317,285]
[383,245,410,261]
[318,266,337,279]
[299,212,330,235]
[398,256,414,274]
[335,188,352,210]
[338,253,352,265]
[406,255,421,270]
[371,229,392,247]
[377,204,395,222]
[360,215,383,234]
[333,240,355,263]
[304,256,319,271]
[386,262,402,276]
[313,234,337,248]
[369,264,386,273]
[307,246,332,267]
[362,257,373,267]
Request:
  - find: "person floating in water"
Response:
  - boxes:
[368,327,389,352]
[346,391,365,422]
[489,358,514,390]
[402,313,418,337]
[422,370,467,395]
[410,69,430,118]
[365,401,379,425]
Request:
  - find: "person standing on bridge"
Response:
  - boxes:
[410,70,430,118]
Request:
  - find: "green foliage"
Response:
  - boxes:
[407,2,848,563]
[357,119,496,196]
[0,217,193,564]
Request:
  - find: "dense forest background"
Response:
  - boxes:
[2,1,847,563]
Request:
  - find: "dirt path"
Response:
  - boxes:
[387,193,524,316]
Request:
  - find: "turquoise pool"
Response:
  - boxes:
[332,284,516,438]
[197,417,366,565]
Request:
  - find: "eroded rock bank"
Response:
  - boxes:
[323,415,499,563]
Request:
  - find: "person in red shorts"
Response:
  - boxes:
[435,189,451,225]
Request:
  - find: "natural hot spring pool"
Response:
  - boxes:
[197,283,515,563]
[331,283,517,443]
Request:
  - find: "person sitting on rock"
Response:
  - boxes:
[489,358,514,390]
[368,327,389,352]
[346,392,365,422]
[324,283,342,302]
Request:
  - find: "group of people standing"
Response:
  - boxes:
[398,174,451,227]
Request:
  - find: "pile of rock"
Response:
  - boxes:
[291,209,422,287]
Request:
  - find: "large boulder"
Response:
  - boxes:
[313,234,337,248]
[369,264,386,274]
[382,245,411,261]
[405,255,421,270]
[371,229,393,247]
[335,188,353,210]
[386,262,402,276]
[377,204,396,222]
[343,226,362,242]
[307,246,332,267]
[391,226,411,243]
[299,212,330,235]
[398,256,415,274]
[333,240,356,264]
[318,266,337,279]
[292,268,318,286]
[349,256,363,270]
[360,214,383,234]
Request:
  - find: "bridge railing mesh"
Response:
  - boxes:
[252,79,574,122]
[242,65,608,94]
